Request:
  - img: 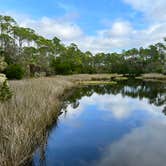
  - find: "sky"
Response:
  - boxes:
[0,0,166,53]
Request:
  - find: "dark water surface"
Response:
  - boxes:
[33,79,166,166]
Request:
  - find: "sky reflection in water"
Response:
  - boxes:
[33,80,166,166]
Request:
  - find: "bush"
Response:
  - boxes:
[0,80,12,101]
[5,64,25,80]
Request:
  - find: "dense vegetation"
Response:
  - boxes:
[0,15,166,79]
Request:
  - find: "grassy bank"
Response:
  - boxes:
[136,73,166,82]
[80,81,117,85]
[0,74,122,166]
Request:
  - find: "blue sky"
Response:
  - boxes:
[0,0,166,53]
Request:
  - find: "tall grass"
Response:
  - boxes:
[0,74,120,166]
[0,77,75,166]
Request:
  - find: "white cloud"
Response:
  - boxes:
[99,21,132,37]
[1,10,166,53]
[20,16,83,41]
[123,0,166,21]
[0,11,83,41]
[74,21,166,53]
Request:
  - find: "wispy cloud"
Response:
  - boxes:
[123,0,166,21]
[56,1,76,12]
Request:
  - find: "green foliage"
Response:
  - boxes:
[0,80,12,101]
[51,57,72,75]
[5,64,25,79]
[0,14,166,77]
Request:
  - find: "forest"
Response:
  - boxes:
[0,15,166,79]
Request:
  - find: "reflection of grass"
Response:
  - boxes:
[80,81,117,85]
[0,74,122,166]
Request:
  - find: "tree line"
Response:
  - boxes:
[0,15,166,79]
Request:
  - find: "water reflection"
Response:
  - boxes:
[63,79,166,109]
[96,119,166,166]
[32,79,166,166]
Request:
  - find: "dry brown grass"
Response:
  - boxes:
[79,81,117,85]
[0,77,75,166]
[0,74,121,166]
[137,73,166,81]
[63,73,124,81]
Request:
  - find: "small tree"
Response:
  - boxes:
[0,80,12,101]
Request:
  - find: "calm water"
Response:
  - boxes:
[32,79,166,166]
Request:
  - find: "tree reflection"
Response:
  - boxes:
[64,79,166,110]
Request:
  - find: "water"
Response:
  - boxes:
[32,79,166,166]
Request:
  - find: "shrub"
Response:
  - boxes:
[0,80,12,101]
[5,64,25,79]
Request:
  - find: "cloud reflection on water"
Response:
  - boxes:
[64,93,164,121]
[96,118,166,166]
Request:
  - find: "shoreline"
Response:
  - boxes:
[0,74,122,166]
[136,73,166,82]
[0,74,165,166]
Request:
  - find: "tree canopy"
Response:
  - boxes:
[0,15,165,79]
